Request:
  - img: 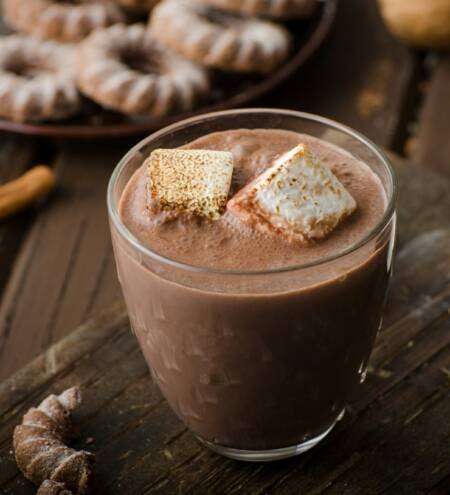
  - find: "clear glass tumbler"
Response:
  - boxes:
[108,109,397,461]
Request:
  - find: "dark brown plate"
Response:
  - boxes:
[0,0,337,139]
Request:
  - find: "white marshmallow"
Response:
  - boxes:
[146,148,234,220]
[227,144,357,243]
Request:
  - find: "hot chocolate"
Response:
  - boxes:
[110,117,396,461]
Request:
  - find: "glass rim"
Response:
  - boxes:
[107,108,397,276]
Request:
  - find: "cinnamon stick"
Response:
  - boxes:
[0,166,55,220]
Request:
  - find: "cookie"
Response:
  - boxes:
[149,0,291,73]
[4,0,125,42]
[0,35,80,122]
[76,24,210,116]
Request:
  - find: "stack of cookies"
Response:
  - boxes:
[0,0,317,123]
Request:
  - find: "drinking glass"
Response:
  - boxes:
[108,109,397,461]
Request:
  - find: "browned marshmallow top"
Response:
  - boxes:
[147,149,233,220]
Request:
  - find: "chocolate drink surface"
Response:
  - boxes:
[113,129,392,451]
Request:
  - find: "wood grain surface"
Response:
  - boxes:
[0,158,448,493]
[415,55,450,177]
[0,142,123,378]
[0,136,37,299]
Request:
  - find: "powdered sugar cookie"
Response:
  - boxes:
[150,0,291,73]
[0,35,80,122]
[76,24,210,116]
[4,0,125,42]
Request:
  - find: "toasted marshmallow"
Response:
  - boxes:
[147,148,234,220]
[227,144,357,243]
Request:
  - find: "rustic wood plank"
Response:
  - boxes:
[414,55,450,177]
[391,152,450,248]
[0,134,37,298]
[264,0,418,148]
[427,475,450,495]
[0,141,126,380]
[0,301,126,426]
[0,184,448,494]
[379,227,450,330]
[261,357,449,495]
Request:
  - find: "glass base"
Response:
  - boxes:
[197,411,343,462]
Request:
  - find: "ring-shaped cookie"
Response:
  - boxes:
[195,0,317,19]
[149,0,291,73]
[76,24,210,116]
[0,35,80,122]
[3,0,126,42]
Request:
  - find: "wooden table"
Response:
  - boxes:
[0,1,449,493]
